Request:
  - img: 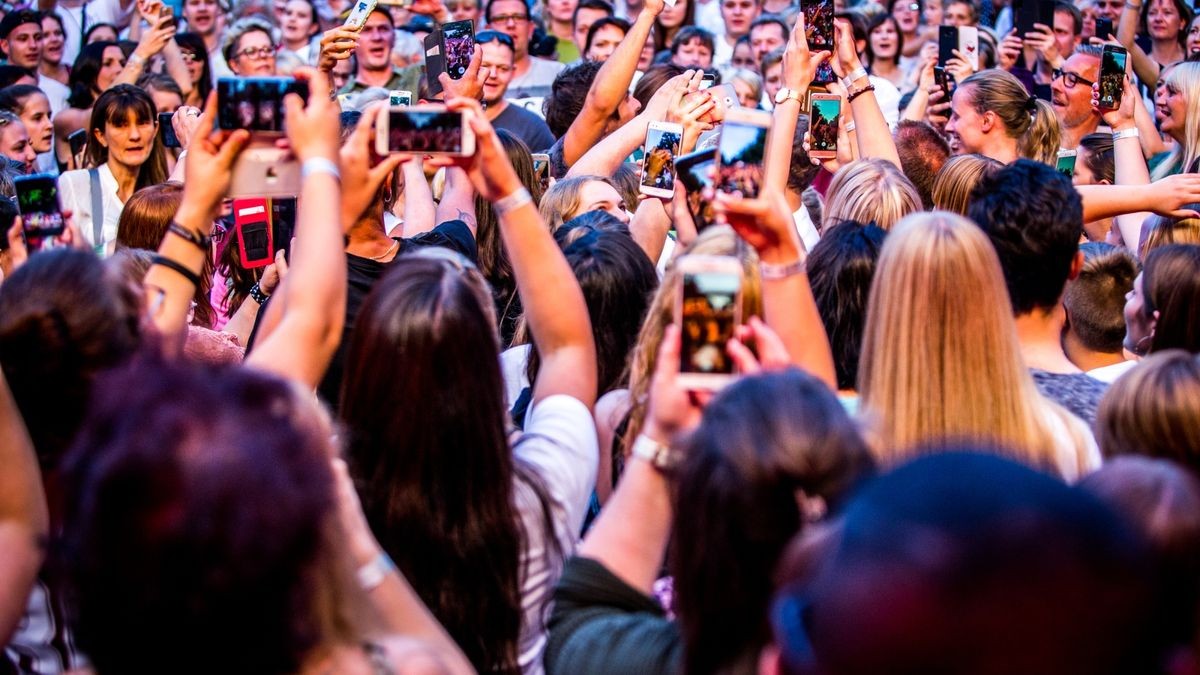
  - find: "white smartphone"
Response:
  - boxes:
[229,142,301,198]
[710,82,740,119]
[715,107,772,199]
[639,121,683,199]
[958,25,979,71]
[343,0,377,31]
[389,89,413,106]
[676,254,743,391]
[375,104,476,157]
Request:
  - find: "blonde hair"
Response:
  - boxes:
[858,211,1094,477]
[824,158,922,231]
[960,69,1058,158]
[620,226,764,453]
[537,175,616,232]
[729,68,762,103]
[931,153,1004,215]
[1140,209,1200,257]
[1152,62,1200,180]
[1018,99,1062,164]
[1095,350,1200,466]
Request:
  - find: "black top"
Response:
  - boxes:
[545,556,681,675]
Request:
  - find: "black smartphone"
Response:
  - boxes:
[271,196,296,261]
[934,65,954,99]
[217,77,310,132]
[700,72,717,89]
[1032,82,1053,101]
[1099,44,1127,110]
[424,30,446,98]
[1015,0,1037,35]
[938,25,958,65]
[675,148,716,232]
[0,195,15,251]
[14,173,64,253]
[158,111,180,148]
[1095,17,1113,39]
[1037,0,1056,28]
[67,128,86,157]
[441,19,474,80]
[802,0,833,47]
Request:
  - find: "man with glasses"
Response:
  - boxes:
[486,0,564,98]
[478,30,555,150]
[1051,46,1102,149]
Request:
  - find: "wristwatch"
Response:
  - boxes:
[631,433,682,473]
[774,87,804,105]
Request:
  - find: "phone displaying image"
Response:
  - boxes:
[675,148,716,232]
[217,77,309,133]
[531,152,550,193]
[677,254,743,391]
[716,108,771,199]
[441,20,474,80]
[1095,17,1114,39]
[640,121,683,199]
[67,128,86,157]
[934,65,954,99]
[343,0,377,31]
[958,25,979,71]
[1098,44,1127,110]
[389,89,413,106]
[158,111,180,148]
[801,0,833,47]
[375,105,476,156]
[938,25,957,66]
[1055,149,1077,177]
[424,31,446,98]
[700,72,717,89]
[813,59,836,86]
[808,93,839,160]
[14,174,64,253]
[229,144,301,198]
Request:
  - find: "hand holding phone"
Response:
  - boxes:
[14,174,64,254]
[640,121,683,198]
[343,0,377,31]
[807,93,840,160]
[676,254,743,391]
[1098,45,1127,110]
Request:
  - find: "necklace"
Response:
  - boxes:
[368,240,399,261]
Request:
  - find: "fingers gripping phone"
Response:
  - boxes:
[1098,44,1127,110]
[808,93,840,160]
[343,0,377,31]
[441,19,474,81]
[676,254,743,391]
[640,121,683,199]
[14,173,64,254]
[715,108,772,199]
[376,105,476,156]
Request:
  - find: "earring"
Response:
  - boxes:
[1133,333,1153,357]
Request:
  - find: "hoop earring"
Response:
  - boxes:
[1133,333,1154,357]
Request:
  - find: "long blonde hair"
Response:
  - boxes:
[931,153,1003,215]
[824,158,922,231]
[857,211,1093,477]
[1152,62,1200,180]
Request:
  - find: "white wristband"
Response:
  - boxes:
[1112,127,1140,141]
[841,67,868,88]
[302,156,341,182]
[493,187,533,217]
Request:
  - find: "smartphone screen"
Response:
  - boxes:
[389,89,413,106]
[531,153,550,193]
[387,108,464,154]
[1099,46,1127,109]
[716,119,768,198]
[14,174,64,249]
[67,128,86,156]
[802,0,833,47]
[1095,17,1113,39]
[680,267,740,378]
[938,25,957,65]
[441,20,474,80]
[641,124,682,194]
[809,96,839,158]
[675,150,716,231]
[217,77,309,132]
[158,111,180,148]
[1055,151,1077,177]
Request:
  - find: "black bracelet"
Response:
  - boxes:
[151,255,202,287]
[249,283,270,305]
[847,84,877,103]
[167,222,211,251]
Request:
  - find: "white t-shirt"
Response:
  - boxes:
[56,0,136,66]
[513,394,599,674]
[713,33,735,70]
[694,0,727,40]
[794,205,820,251]
[58,163,125,256]
[37,75,70,117]
[507,57,566,99]
[1088,359,1138,384]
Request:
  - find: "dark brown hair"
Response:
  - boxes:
[83,84,169,188]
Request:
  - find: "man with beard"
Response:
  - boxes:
[477,30,554,151]
[1051,46,1102,149]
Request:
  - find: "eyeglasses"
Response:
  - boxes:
[235,46,275,60]
[489,12,529,24]
[1052,68,1094,88]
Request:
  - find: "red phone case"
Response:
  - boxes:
[233,197,274,269]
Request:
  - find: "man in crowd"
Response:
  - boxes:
[478,30,555,151]
[339,9,423,95]
[573,0,614,57]
[713,0,761,68]
[748,14,787,66]
[182,0,232,79]
[487,0,565,99]
[583,16,630,61]
[1051,46,1102,150]
[1023,1,1084,83]
[0,11,69,114]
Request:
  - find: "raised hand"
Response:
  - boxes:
[438,45,485,101]
[283,67,341,164]
[318,26,359,72]
[782,12,832,91]
[339,103,407,227]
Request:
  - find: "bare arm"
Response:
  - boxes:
[832,19,901,167]
[764,13,827,196]
[629,197,670,265]
[1078,174,1200,222]
[398,158,436,237]
[0,371,47,645]
[432,167,477,239]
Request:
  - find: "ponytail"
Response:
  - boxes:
[1019,99,1061,165]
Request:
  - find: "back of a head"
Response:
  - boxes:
[61,361,353,674]
[538,175,611,232]
[824,159,922,231]
[806,220,887,391]
[1096,350,1200,472]
[544,60,603,138]
[893,120,950,210]
[776,451,1155,675]
[115,182,184,250]
[671,369,874,675]
[633,63,685,111]
[1143,244,1200,353]
[1140,207,1200,258]
[932,153,1003,215]
[0,249,140,469]
[1062,242,1138,354]
[967,159,1083,315]
[960,69,1044,141]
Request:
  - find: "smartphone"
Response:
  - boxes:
[217,77,310,133]
[233,197,274,269]
[1032,82,1052,101]
[14,173,64,253]
[1015,0,1037,35]
[424,30,446,98]
[158,111,180,148]
[229,143,301,198]
[709,82,740,118]
[808,93,839,160]
[675,148,716,231]
[531,152,550,193]
[389,89,413,106]
[934,65,954,99]
[0,196,15,251]
[700,72,717,89]
[938,25,958,66]
[1095,17,1114,39]
[1055,149,1077,176]
[67,128,86,157]
[676,254,743,391]
[441,20,474,81]
[639,121,683,199]
[958,25,979,71]
[343,0,377,31]
[271,196,297,261]
[1098,44,1127,110]
[162,0,184,16]
[813,59,836,86]
[715,108,772,199]
[801,0,833,47]
[1037,0,1056,28]
[375,105,476,156]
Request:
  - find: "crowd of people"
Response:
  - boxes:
[0,0,1199,671]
